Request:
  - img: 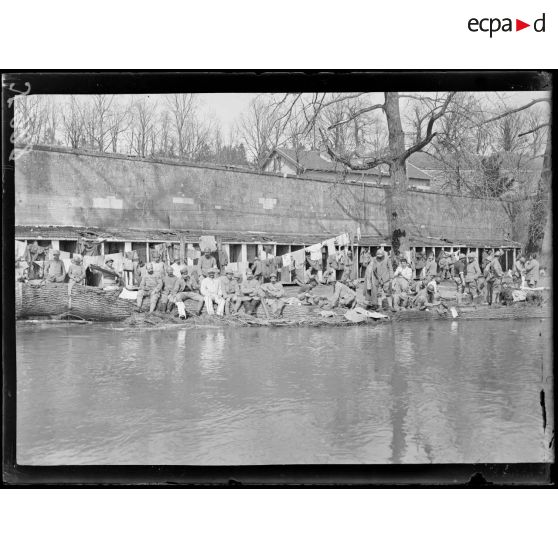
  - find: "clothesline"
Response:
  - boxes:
[278,232,352,268]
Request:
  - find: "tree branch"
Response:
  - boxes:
[518,122,550,137]
[320,127,390,170]
[401,92,456,160]
[482,98,549,125]
[327,103,384,130]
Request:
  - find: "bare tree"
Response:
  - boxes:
[482,98,551,262]
[78,95,115,152]
[14,95,49,145]
[166,94,195,159]
[305,91,456,254]
[107,100,131,153]
[238,95,293,168]
[129,97,157,157]
[61,96,86,148]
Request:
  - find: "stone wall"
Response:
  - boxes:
[15,146,515,244]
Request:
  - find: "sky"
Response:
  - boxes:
[198,91,550,136]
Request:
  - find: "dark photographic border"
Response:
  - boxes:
[2,70,555,486]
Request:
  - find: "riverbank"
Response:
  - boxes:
[16,279,551,329]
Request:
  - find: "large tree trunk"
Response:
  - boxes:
[526,131,551,266]
[16,283,135,321]
[384,93,411,256]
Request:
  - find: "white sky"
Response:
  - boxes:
[198,91,550,136]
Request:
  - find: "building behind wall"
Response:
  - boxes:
[14,145,524,278]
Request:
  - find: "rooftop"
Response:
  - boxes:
[270,148,432,181]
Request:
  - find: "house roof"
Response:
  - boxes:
[408,151,447,171]
[272,148,431,182]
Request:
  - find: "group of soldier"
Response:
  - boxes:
[359,248,541,311]
[16,243,542,318]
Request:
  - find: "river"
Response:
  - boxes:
[16,319,552,465]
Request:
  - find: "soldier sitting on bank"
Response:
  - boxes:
[136,263,163,313]
[172,267,204,319]
[259,272,287,318]
[219,269,238,315]
[44,249,66,283]
[240,270,262,315]
[297,276,319,304]
[322,277,357,310]
[159,266,179,312]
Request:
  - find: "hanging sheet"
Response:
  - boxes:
[291,249,306,266]
[282,253,292,267]
[15,240,27,260]
[199,235,217,252]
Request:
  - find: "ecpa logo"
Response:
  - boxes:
[468,13,546,37]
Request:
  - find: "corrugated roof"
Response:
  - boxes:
[15,226,518,248]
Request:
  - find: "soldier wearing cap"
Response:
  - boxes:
[151,251,166,279]
[484,249,504,305]
[199,247,217,278]
[172,267,204,318]
[67,254,85,294]
[325,276,357,310]
[359,247,372,278]
[229,272,244,313]
[297,276,321,305]
[200,267,225,315]
[101,256,121,290]
[392,258,412,310]
[524,252,540,288]
[240,270,262,315]
[136,263,163,313]
[260,272,286,318]
[513,255,526,288]
[452,253,467,302]
[371,248,393,309]
[159,265,179,312]
[219,268,238,314]
[340,250,354,282]
[44,249,66,283]
[421,252,437,283]
[465,253,482,299]
[250,254,264,282]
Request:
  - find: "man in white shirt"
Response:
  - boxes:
[392,258,413,310]
[170,256,182,278]
[200,267,225,315]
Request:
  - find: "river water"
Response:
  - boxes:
[16,319,552,465]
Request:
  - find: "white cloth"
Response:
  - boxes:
[335,233,350,247]
[309,243,322,261]
[282,253,292,267]
[15,240,27,259]
[199,235,217,251]
[291,249,305,265]
[119,288,138,300]
[171,262,182,276]
[512,289,527,302]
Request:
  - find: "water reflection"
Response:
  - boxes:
[16,319,552,465]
